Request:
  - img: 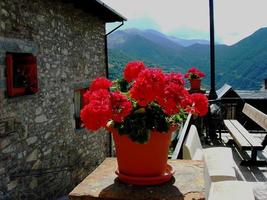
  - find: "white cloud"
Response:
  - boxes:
[103,0,267,45]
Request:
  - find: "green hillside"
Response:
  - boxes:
[108,28,267,90]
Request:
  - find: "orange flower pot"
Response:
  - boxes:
[190,79,201,90]
[109,127,175,185]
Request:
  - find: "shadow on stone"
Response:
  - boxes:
[99,177,185,200]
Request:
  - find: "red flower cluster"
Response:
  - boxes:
[164,72,185,86]
[186,93,208,117]
[159,85,190,115]
[184,67,205,80]
[156,73,187,115]
[89,77,113,91]
[130,68,165,106]
[81,89,112,130]
[81,78,132,130]
[124,61,146,82]
[80,61,209,133]
[83,77,113,105]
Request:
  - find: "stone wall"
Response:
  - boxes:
[0,0,110,199]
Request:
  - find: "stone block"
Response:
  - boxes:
[26,136,37,145]
[7,179,18,191]
[0,167,5,175]
[0,122,4,135]
[30,177,38,189]
[2,143,14,153]
[0,118,15,136]
[62,49,68,55]
[44,149,52,156]
[17,152,24,159]
[35,107,42,115]
[35,115,47,123]
[0,56,5,65]
[0,89,5,102]
[0,21,5,30]
[26,149,38,162]
[44,132,52,139]
[0,66,5,78]
[1,9,9,17]
[0,79,6,89]
[32,159,41,170]
[0,138,11,149]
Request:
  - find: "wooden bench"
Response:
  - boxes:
[224,103,267,166]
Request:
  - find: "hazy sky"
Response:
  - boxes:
[103,0,267,45]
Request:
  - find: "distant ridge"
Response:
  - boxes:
[108,28,210,48]
[108,27,267,90]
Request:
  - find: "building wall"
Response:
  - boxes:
[0,0,110,199]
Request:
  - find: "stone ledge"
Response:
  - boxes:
[72,81,91,90]
[69,158,205,200]
[0,36,38,54]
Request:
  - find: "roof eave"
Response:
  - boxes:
[62,0,127,23]
[95,0,127,22]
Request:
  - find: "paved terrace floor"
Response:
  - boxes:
[202,131,267,182]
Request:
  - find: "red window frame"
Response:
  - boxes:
[6,53,38,97]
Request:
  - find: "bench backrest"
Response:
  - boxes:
[242,103,267,131]
[182,125,203,160]
[171,114,192,159]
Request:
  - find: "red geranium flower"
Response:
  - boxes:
[157,84,189,115]
[164,72,185,87]
[89,77,112,91]
[83,77,112,105]
[123,61,146,82]
[80,89,112,130]
[156,73,188,115]
[130,68,165,106]
[187,93,208,117]
[111,91,132,122]
[184,67,205,79]
[157,83,181,115]
[83,90,93,106]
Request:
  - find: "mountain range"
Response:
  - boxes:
[107,28,267,90]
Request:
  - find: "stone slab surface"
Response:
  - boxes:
[69,158,205,200]
[208,181,255,200]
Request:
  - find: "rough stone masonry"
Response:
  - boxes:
[0,0,110,199]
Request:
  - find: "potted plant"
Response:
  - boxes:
[81,61,208,185]
[184,67,205,90]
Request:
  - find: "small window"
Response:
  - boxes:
[224,103,237,119]
[74,88,87,129]
[6,52,38,97]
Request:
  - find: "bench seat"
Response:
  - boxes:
[224,119,266,166]
[224,120,263,150]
